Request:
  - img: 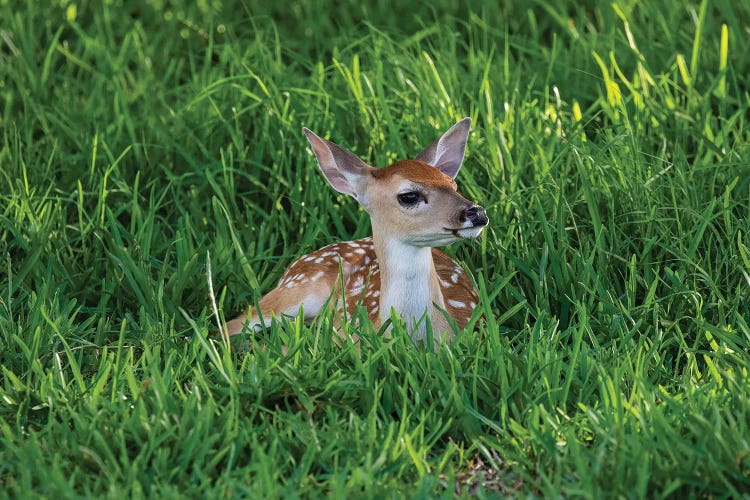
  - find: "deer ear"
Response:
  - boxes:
[415,117,471,179]
[303,128,372,199]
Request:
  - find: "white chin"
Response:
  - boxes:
[456,226,484,239]
[411,235,459,247]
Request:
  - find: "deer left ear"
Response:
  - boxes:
[303,128,372,199]
[415,117,471,179]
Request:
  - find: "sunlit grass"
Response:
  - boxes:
[1,0,749,496]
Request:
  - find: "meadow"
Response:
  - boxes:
[1,0,749,496]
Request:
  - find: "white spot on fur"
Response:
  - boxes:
[350,275,365,295]
[448,299,466,309]
[469,301,476,309]
[450,273,459,283]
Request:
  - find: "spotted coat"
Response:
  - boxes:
[276,237,478,329]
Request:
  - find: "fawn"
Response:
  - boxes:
[225,118,488,344]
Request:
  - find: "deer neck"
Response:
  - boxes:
[371,230,448,343]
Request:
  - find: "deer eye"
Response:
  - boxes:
[397,191,423,206]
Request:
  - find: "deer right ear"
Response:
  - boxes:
[415,117,471,179]
[303,128,372,199]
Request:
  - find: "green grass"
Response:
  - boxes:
[2,0,749,496]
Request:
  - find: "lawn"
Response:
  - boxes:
[1,0,749,496]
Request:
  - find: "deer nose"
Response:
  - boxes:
[461,205,489,226]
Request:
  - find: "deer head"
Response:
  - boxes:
[302,118,488,249]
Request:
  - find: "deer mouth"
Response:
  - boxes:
[445,226,486,239]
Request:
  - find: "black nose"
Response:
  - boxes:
[461,205,489,226]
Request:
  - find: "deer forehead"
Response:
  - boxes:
[370,160,457,191]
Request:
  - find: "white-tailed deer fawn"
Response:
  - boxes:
[225,118,488,344]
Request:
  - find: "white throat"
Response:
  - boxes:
[373,236,447,342]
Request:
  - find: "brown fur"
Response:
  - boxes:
[226,237,478,335]
[371,160,458,191]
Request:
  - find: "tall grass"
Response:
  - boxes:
[1,0,749,496]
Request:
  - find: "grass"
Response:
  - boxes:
[1,0,749,496]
